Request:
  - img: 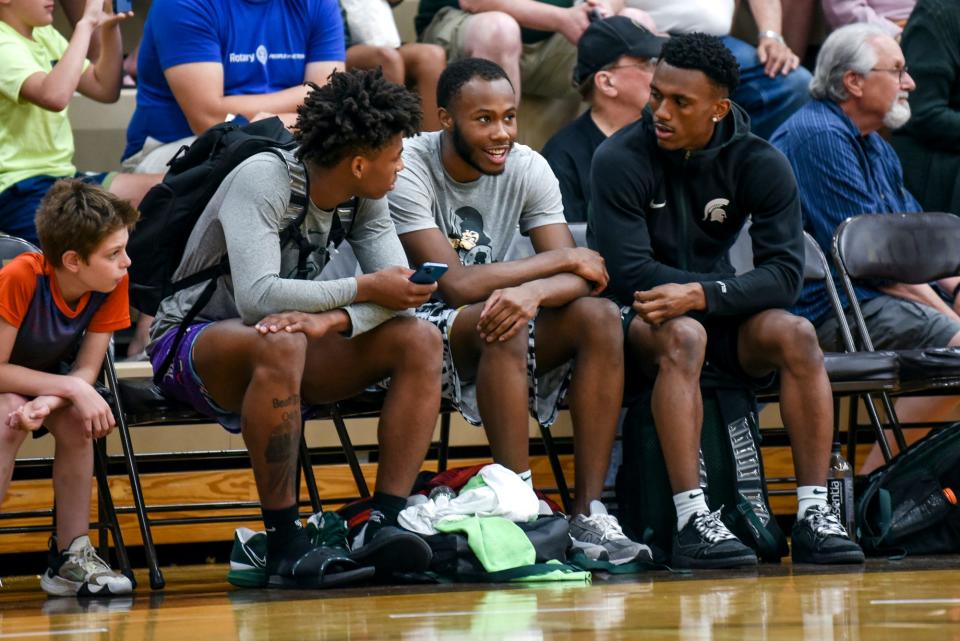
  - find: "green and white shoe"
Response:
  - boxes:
[306,511,349,550]
[227,528,267,588]
[227,512,349,588]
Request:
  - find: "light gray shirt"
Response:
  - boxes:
[388,131,566,267]
[150,152,406,343]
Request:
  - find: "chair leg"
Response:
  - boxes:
[846,395,858,471]
[438,412,451,473]
[299,431,322,514]
[332,405,370,498]
[539,425,572,514]
[879,392,907,452]
[93,438,132,582]
[105,357,165,590]
[863,393,894,463]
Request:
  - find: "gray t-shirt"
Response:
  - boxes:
[149,152,406,343]
[388,131,566,267]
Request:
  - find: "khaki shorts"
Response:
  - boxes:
[422,7,579,99]
[120,135,196,174]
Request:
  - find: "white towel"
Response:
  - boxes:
[398,464,540,536]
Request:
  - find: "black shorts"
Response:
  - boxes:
[619,306,776,392]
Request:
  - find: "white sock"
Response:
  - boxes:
[518,470,533,489]
[797,485,828,519]
[673,488,709,530]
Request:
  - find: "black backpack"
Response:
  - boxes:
[856,422,960,556]
[128,117,353,382]
[617,383,789,563]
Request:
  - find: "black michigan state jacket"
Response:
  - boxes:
[588,104,804,316]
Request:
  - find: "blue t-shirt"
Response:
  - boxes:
[125,0,345,159]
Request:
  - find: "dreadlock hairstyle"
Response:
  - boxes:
[659,32,740,95]
[436,58,514,111]
[295,68,422,168]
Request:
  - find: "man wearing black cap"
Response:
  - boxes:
[543,16,665,222]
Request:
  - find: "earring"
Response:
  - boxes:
[712,116,720,122]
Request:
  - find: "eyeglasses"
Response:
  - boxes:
[870,66,910,84]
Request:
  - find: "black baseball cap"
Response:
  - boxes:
[574,16,667,85]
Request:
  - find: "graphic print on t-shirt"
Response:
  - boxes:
[448,206,493,266]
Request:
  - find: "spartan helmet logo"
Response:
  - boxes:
[703,198,730,223]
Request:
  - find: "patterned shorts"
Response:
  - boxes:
[414,302,573,428]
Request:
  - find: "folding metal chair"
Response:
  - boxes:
[713,227,899,482]
[833,212,960,462]
[0,234,132,582]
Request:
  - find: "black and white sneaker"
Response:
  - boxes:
[672,510,758,569]
[792,504,865,564]
[348,510,432,575]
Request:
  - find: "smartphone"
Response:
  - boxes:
[410,262,448,284]
[114,0,133,13]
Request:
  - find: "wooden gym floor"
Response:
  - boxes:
[2,556,960,640]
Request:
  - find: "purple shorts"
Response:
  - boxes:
[149,323,322,434]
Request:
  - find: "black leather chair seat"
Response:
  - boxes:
[823,350,900,382]
[117,378,208,425]
[895,347,960,386]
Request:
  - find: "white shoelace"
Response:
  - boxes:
[692,509,737,543]
[804,505,848,537]
[74,545,114,576]
[585,513,628,542]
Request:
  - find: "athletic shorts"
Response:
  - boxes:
[421,7,579,99]
[0,172,116,245]
[815,294,960,352]
[148,323,325,434]
[414,301,573,428]
[619,306,777,391]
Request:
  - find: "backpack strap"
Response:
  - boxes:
[277,148,358,279]
[153,258,230,385]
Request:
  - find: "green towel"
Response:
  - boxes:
[436,515,535,572]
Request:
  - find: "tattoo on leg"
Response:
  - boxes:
[263,410,300,499]
[272,394,301,410]
[264,410,299,464]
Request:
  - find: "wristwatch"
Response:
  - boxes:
[758,30,786,45]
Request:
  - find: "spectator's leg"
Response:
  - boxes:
[626,315,707,493]
[860,329,960,473]
[398,43,447,131]
[461,12,524,96]
[534,298,623,515]
[449,303,532,474]
[781,0,816,63]
[299,316,442,497]
[107,173,164,210]
[617,7,657,32]
[44,406,94,547]
[737,310,831,485]
[0,394,30,507]
[722,35,811,139]
[346,44,406,84]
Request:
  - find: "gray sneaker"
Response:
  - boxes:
[41,535,133,597]
[569,500,652,565]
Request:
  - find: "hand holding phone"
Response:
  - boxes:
[410,262,448,284]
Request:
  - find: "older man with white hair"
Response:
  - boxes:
[771,24,960,474]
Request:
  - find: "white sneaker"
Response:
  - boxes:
[568,500,652,565]
[40,536,133,597]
